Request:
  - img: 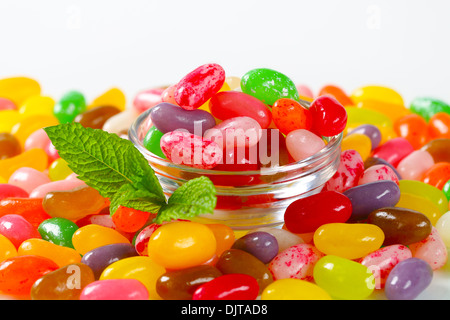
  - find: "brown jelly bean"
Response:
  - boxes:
[75,105,121,129]
[421,138,450,163]
[0,132,21,160]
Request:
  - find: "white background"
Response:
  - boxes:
[0,0,449,106]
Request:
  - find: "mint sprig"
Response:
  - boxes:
[44,123,216,223]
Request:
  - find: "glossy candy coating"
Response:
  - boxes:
[310,95,347,137]
[0,214,41,248]
[372,137,414,167]
[409,97,450,122]
[8,167,51,193]
[341,133,372,161]
[393,113,429,149]
[192,273,259,300]
[364,156,402,180]
[398,179,448,214]
[133,88,164,113]
[143,126,166,158]
[48,158,73,181]
[30,178,85,198]
[351,85,404,106]
[72,224,130,256]
[232,231,278,264]
[0,148,48,181]
[89,88,126,111]
[346,107,393,133]
[0,132,21,160]
[396,193,442,225]
[205,223,235,257]
[318,84,353,106]
[355,99,410,123]
[38,217,79,248]
[325,149,364,192]
[428,112,450,139]
[247,227,304,253]
[347,124,382,150]
[436,211,450,247]
[285,129,325,162]
[0,77,41,106]
[357,164,399,185]
[18,238,81,267]
[261,278,331,300]
[271,98,312,135]
[0,234,17,261]
[53,90,87,123]
[19,95,55,116]
[421,138,450,163]
[80,279,149,300]
[112,206,153,233]
[102,109,139,135]
[11,114,59,148]
[0,198,51,228]
[409,227,448,271]
[421,162,450,189]
[0,183,28,200]
[396,150,434,180]
[75,105,121,129]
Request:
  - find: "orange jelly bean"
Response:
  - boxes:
[72,224,130,256]
[111,206,154,233]
[18,238,81,267]
[205,223,235,257]
[428,112,450,139]
[318,85,354,106]
[0,197,51,228]
[394,113,429,149]
[421,162,450,190]
[0,148,48,181]
[271,98,313,135]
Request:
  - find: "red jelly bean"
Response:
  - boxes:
[192,273,259,300]
[372,137,415,167]
[284,191,353,234]
[111,206,154,233]
[309,95,347,137]
[174,63,225,110]
[0,184,28,200]
[393,113,429,149]
[271,98,313,135]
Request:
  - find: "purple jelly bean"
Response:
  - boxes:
[0,183,29,200]
[364,156,402,180]
[385,258,433,300]
[150,102,216,135]
[231,231,278,264]
[347,124,382,150]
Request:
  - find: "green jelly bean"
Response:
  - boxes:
[143,126,166,159]
[399,180,448,214]
[240,68,299,106]
[38,217,79,249]
[443,179,450,201]
[410,97,450,122]
[53,90,87,123]
[313,255,375,300]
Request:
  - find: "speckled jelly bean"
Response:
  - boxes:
[347,124,382,150]
[0,183,28,200]
[0,198,51,229]
[261,278,331,300]
[409,227,448,271]
[313,255,375,300]
[53,90,87,123]
[133,87,164,113]
[341,133,372,161]
[0,214,41,249]
[284,191,352,234]
[364,156,402,180]
[396,150,434,180]
[393,113,429,149]
[357,164,399,185]
[192,273,259,300]
[205,223,235,257]
[343,180,401,221]
[268,243,324,281]
[174,63,225,110]
[385,258,433,300]
[134,222,163,256]
[38,217,79,248]
[351,85,404,106]
[0,234,17,261]
[325,149,364,192]
[0,148,48,181]
[409,97,450,122]
[150,102,216,135]
[359,245,412,289]
[72,224,130,256]
[80,279,149,300]
[271,98,312,135]
[310,95,347,137]
[398,180,448,214]
[421,138,450,163]
[368,207,432,246]
[396,193,442,225]
[436,211,450,247]
[18,238,81,267]
[285,129,325,162]
[247,227,304,253]
[0,132,21,160]
[428,112,450,139]
[231,231,278,264]
[8,167,51,193]
[421,162,450,189]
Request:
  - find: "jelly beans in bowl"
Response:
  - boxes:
[129,64,346,230]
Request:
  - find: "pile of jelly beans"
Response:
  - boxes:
[0,64,449,300]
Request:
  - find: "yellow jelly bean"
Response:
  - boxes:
[88,88,126,111]
[0,77,41,106]
[0,176,6,184]
[261,278,331,300]
[345,107,393,129]
[0,234,18,261]
[341,133,372,161]
[0,148,48,181]
[18,95,55,117]
[100,256,166,300]
[147,221,216,270]
[48,158,73,181]
[18,238,81,267]
[396,193,442,225]
[399,180,448,215]
[350,85,404,106]
[313,223,385,260]
[11,114,59,147]
[0,110,21,133]
[72,225,130,256]
[356,99,411,123]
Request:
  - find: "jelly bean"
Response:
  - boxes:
[31,263,95,300]
[81,243,138,279]
[313,255,375,300]
[368,207,432,246]
[0,255,58,296]
[38,217,79,249]
[351,85,404,106]
[398,180,448,214]
[0,77,41,106]
[0,214,41,248]
[134,222,163,256]
[0,198,51,228]
[72,224,130,256]
[357,164,399,186]
[0,234,17,261]
[231,231,278,264]
[0,183,28,200]
[23,128,50,151]
[100,256,165,300]
[29,177,86,199]
[347,124,382,150]
[285,129,325,162]
[80,278,149,300]
[341,134,372,161]
[147,221,216,270]
[262,278,331,300]
[111,206,153,233]
[0,97,16,111]
[309,95,347,137]
[8,167,51,193]
[42,185,108,221]
[0,148,48,181]
[355,99,411,123]
[421,138,450,163]
[443,180,450,200]
[156,265,222,300]
[48,158,73,181]
[313,223,384,260]
[161,84,178,105]
[345,107,393,130]
[215,249,273,292]
[240,68,298,106]
[396,193,442,225]
[0,132,21,160]
[393,113,429,149]
[175,63,225,110]
[89,87,126,111]
[396,150,434,180]
[102,109,139,135]
[19,95,55,116]
[360,245,412,289]
[372,137,414,167]
[364,156,402,180]
[284,191,352,234]
[271,98,312,135]
[268,243,324,281]
[409,97,450,122]
[428,112,450,139]
[11,114,59,147]
[385,258,433,300]
[436,211,450,247]
[325,149,364,193]
[204,116,262,149]
[18,238,81,267]
[75,105,121,129]
[53,90,87,123]
[205,223,235,257]
[409,227,448,271]
[343,180,401,221]
[192,273,259,300]
[247,227,304,253]
[318,84,354,106]
[160,131,222,169]
[421,162,450,189]
[133,88,164,113]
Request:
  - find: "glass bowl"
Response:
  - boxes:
[128,106,343,230]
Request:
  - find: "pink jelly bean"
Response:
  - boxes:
[296,84,314,99]
[396,150,435,180]
[161,85,178,105]
[325,149,364,192]
[359,244,412,289]
[24,129,50,151]
[160,131,223,169]
[0,184,28,200]
[409,227,448,271]
[8,167,51,194]
[45,142,60,163]
[174,63,226,110]
[0,97,17,110]
[134,223,162,256]
[268,244,324,281]
[357,164,399,186]
[285,129,325,162]
[204,116,262,149]
[29,178,86,198]
[133,88,164,114]
[80,279,149,300]
[0,214,41,248]
[372,137,414,167]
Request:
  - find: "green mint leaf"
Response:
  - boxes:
[155,176,216,224]
[109,184,164,215]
